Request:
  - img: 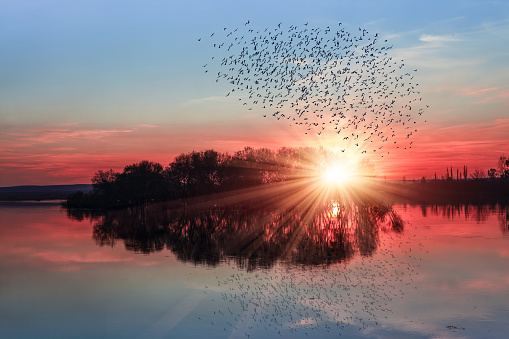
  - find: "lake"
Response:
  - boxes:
[1,200,508,338]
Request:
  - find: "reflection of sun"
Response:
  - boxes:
[329,201,340,217]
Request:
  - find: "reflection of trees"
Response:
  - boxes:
[68,200,404,270]
[417,204,509,235]
[92,206,171,254]
[420,204,508,224]
[496,205,509,234]
[65,208,103,222]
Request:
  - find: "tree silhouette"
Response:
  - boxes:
[116,161,168,207]
[65,161,167,209]
[66,199,404,269]
[470,169,485,180]
[165,150,224,198]
[498,155,509,178]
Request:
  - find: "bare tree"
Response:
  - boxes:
[470,169,485,180]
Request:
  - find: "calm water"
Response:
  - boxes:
[1,201,508,338]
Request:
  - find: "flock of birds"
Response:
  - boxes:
[199,21,427,154]
[198,220,426,337]
[194,21,429,335]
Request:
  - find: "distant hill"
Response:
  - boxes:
[0,184,92,201]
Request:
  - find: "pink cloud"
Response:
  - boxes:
[459,86,500,97]
[473,89,509,105]
[136,124,160,128]
[426,85,509,105]
[17,128,135,144]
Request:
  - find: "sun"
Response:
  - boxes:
[321,162,356,187]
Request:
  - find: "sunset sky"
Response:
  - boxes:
[1,0,508,186]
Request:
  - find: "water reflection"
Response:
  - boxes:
[4,202,509,338]
[416,204,509,234]
[64,200,418,336]
[66,200,404,270]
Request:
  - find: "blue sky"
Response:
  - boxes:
[1,0,508,185]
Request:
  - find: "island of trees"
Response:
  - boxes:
[64,147,330,209]
[63,147,509,209]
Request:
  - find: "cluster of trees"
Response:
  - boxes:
[64,161,169,209]
[406,156,509,204]
[426,155,509,182]
[460,155,509,180]
[64,147,349,209]
[493,155,509,178]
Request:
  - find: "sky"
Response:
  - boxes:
[1,0,508,186]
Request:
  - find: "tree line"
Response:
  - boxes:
[63,148,509,209]
[423,155,509,182]
[63,146,336,209]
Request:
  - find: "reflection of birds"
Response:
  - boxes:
[185,201,424,337]
[199,22,427,154]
